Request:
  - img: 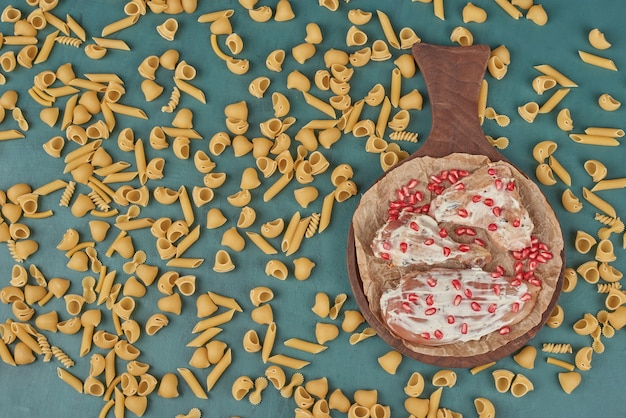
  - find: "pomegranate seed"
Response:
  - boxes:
[459,170,470,176]
[512,218,521,227]
[427,183,436,191]
[410,222,419,231]
[528,250,538,259]
[388,208,399,217]
[493,284,501,296]
[487,168,497,176]
[458,208,469,218]
[443,247,451,257]
[439,228,448,238]
[425,307,437,316]
[536,255,547,263]
[440,170,449,179]
[529,278,542,287]
[529,260,538,270]
[542,251,553,260]
[474,238,485,246]
[434,329,444,340]
[512,250,523,260]
[495,179,503,190]
[382,241,391,250]
[520,293,532,302]
[454,295,463,306]
[448,173,459,183]
[483,198,494,207]
[447,315,455,324]
[424,238,434,246]
[396,190,405,200]
[514,261,524,273]
[522,248,530,258]
[465,288,474,298]
[402,302,412,312]
[430,175,442,184]
[496,265,505,275]
[380,253,390,260]
[461,323,468,334]
[515,272,524,281]
[408,194,417,205]
[490,270,503,278]
[455,227,467,235]
[539,243,549,251]
[408,293,419,303]
[465,228,476,236]
[402,185,409,195]
[426,294,434,306]
[415,191,423,201]
[400,242,408,253]
[421,204,430,213]
[472,195,482,203]
[454,183,465,190]
[421,332,431,340]
[499,326,511,335]
[488,223,498,231]
[459,244,470,252]
[488,303,497,313]
[524,271,535,280]
[435,185,445,195]
[492,206,501,217]
[511,279,522,287]
[452,279,462,290]
[506,181,515,191]
[471,302,481,312]
[531,236,539,244]
[427,277,438,287]
[511,302,520,313]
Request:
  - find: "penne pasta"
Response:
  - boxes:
[578,50,617,71]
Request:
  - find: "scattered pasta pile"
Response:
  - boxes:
[0,0,624,417]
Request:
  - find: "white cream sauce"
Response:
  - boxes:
[380,268,530,345]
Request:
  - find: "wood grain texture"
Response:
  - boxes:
[347,43,565,368]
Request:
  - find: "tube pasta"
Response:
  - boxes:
[582,187,615,217]
[376,10,400,49]
[268,354,309,370]
[539,88,570,113]
[578,50,617,71]
[548,155,571,186]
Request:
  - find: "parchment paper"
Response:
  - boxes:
[352,153,564,358]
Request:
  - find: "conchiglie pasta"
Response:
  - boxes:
[243,329,262,353]
[377,350,402,375]
[315,322,339,344]
[432,369,457,388]
[266,49,285,72]
[249,76,270,98]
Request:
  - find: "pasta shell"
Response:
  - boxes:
[275,0,295,21]
[213,249,235,272]
[371,40,391,61]
[206,208,228,229]
[398,27,420,49]
[266,49,285,72]
[141,78,164,101]
[249,76,270,98]
[346,25,367,47]
[304,22,322,44]
[157,373,179,398]
[463,2,487,23]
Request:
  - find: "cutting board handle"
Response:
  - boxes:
[412,43,495,159]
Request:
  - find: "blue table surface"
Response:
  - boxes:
[0,1,625,417]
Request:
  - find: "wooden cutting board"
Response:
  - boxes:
[346,43,565,367]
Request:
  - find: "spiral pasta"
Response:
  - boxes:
[305,212,320,238]
[542,343,573,354]
[55,36,83,47]
[162,86,181,113]
[37,332,53,362]
[51,345,75,368]
[59,180,76,207]
[389,131,418,143]
[598,282,622,293]
[88,191,110,212]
